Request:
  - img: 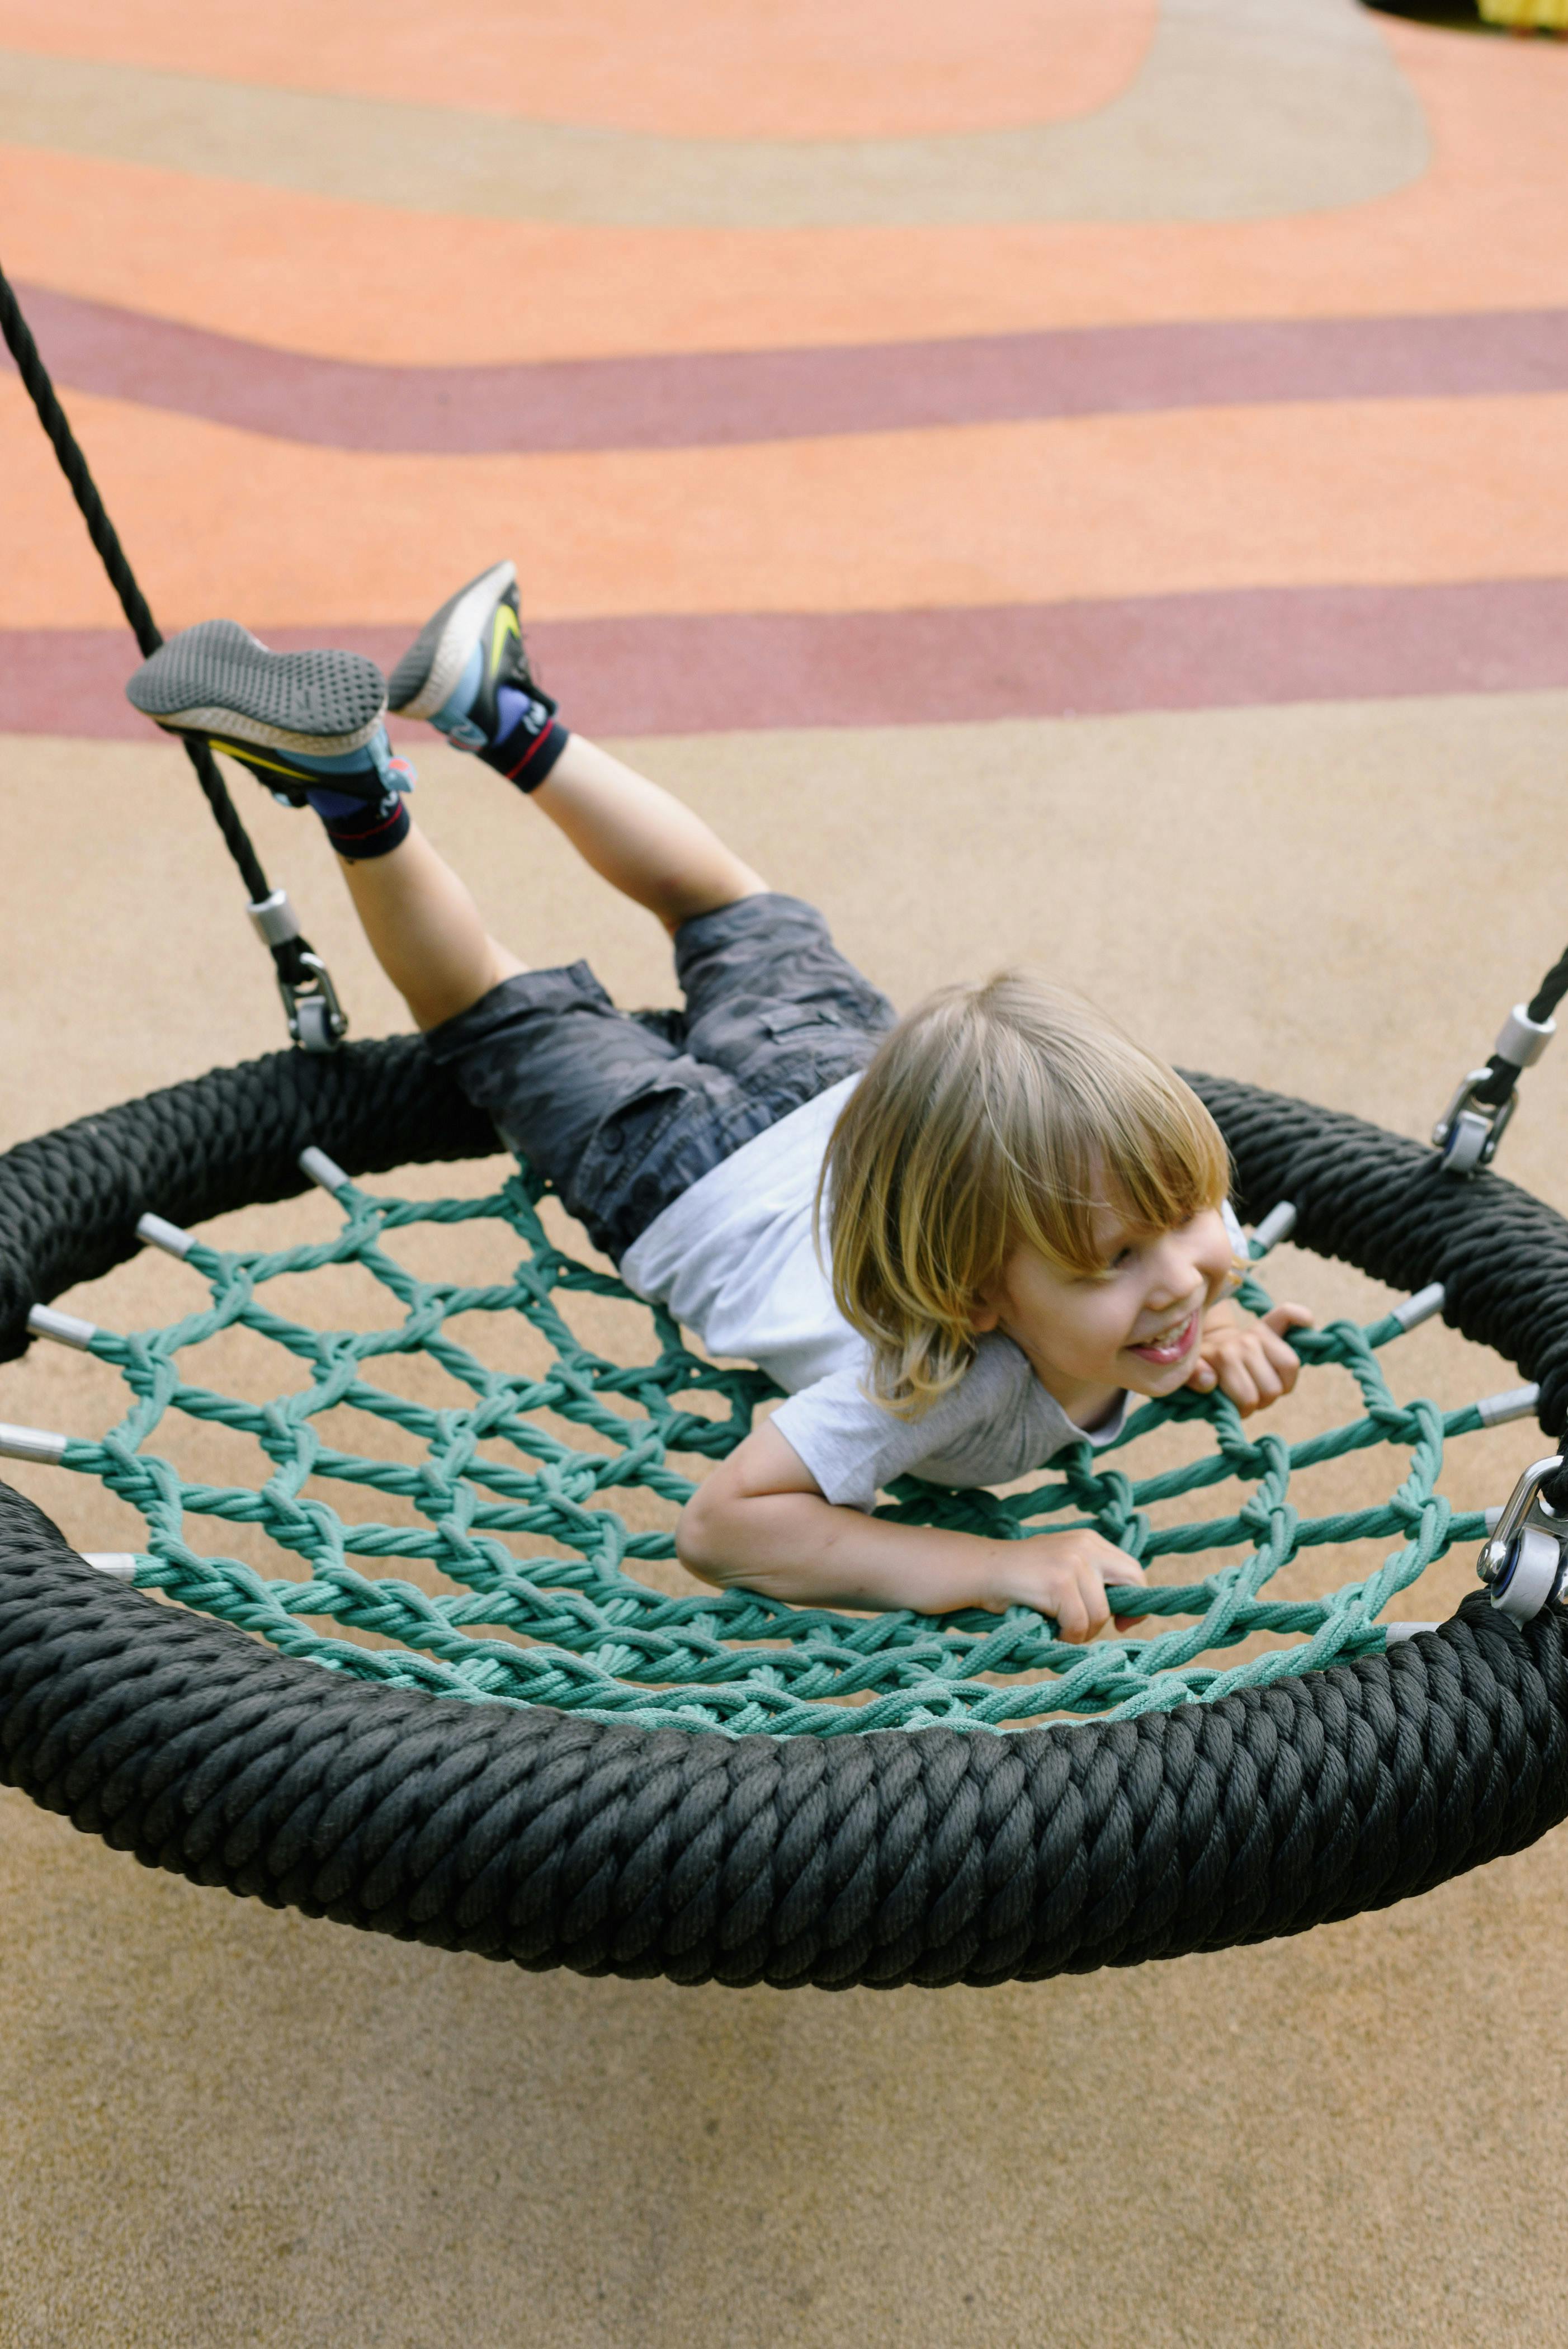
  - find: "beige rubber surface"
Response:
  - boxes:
[6,703,1568,2348]
[6,0,1568,2339]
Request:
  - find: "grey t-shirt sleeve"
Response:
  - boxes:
[768,1335,1127,1512]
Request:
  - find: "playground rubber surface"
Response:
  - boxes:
[4,5,1568,2343]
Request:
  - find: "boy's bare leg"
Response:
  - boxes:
[338,822,522,1032]
[385,560,767,930]
[339,729,762,1024]
[528,735,767,932]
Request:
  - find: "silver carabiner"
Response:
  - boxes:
[1432,1004,1555,1176]
[281,951,348,1054]
[1479,1454,1568,1621]
[249,890,348,1053]
[1432,1070,1517,1176]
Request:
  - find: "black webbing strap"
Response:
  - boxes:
[0,260,331,1023]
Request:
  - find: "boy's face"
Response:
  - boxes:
[973,1197,1236,1416]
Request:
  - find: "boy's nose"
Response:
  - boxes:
[1147,1230,1213,1305]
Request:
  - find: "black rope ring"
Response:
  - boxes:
[2,1038,1567,1989]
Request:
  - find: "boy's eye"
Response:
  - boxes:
[1099,1243,1137,1274]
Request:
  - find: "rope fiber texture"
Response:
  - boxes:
[3,1042,1568,1978]
[2,1485,1565,1986]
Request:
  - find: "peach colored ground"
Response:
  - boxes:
[2,29,1564,363]
[12,389,1568,633]
[7,3,1568,2341]
[0,0,1159,140]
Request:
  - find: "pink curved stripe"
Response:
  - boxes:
[8,283,1568,453]
[8,581,1568,741]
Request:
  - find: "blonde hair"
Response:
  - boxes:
[820,970,1230,1417]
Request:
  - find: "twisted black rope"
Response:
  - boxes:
[0,258,319,999]
[1,1046,1568,1983]
[2,1480,1564,1988]
[1468,945,1568,1112]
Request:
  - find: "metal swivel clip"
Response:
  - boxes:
[278,954,347,1054]
[1478,1455,1568,1622]
[248,888,348,1054]
[1433,1003,1555,1176]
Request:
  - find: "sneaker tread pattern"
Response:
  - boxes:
[127,622,386,753]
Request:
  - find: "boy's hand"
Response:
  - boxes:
[1187,1299,1313,1416]
[989,1529,1146,1643]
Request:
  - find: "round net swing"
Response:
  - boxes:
[4,1039,1568,1989]
[4,262,1568,1991]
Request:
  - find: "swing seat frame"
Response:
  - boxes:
[2,1038,1566,1990]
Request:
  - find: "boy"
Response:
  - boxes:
[127,562,1310,1642]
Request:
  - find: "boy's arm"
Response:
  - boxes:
[677,1420,1143,1641]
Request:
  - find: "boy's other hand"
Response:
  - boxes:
[1188,1300,1314,1416]
[990,1529,1146,1643]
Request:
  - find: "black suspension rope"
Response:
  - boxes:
[1470,944,1568,1111]
[0,260,323,1009]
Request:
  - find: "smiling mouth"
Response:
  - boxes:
[1127,1310,1199,1367]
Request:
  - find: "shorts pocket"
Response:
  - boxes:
[758,1004,844,1039]
[575,1077,695,1174]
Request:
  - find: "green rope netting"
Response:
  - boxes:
[51,1160,1495,1738]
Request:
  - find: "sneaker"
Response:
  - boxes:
[388,560,563,785]
[126,620,396,803]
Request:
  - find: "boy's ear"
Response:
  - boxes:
[967,1285,1003,1336]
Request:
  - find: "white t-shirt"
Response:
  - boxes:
[619,1077,1243,1512]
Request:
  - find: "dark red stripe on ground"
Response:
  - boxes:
[8,581,1568,742]
[6,285,1568,452]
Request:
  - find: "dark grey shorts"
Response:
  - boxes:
[424,893,896,1261]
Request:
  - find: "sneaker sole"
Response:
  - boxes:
[387,559,517,721]
[127,621,388,757]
